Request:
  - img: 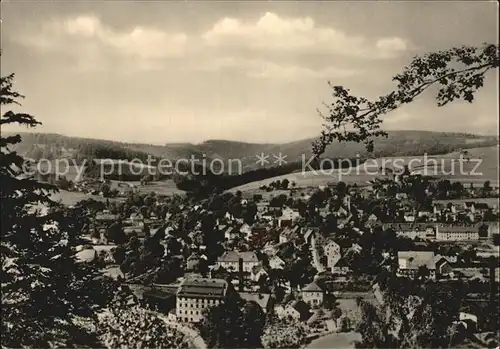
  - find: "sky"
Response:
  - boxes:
[1,1,499,144]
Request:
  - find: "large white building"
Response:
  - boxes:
[175,277,229,323]
[383,223,436,240]
[435,225,479,241]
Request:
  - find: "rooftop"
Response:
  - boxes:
[289,300,311,316]
[474,203,489,210]
[218,251,258,263]
[383,223,435,231]
[95,213,119,221]
[152,283,181,295]
[143,289,175,300]
[177,277,228,299]
[302,281,323,292]
[239,292,271,310]
[438,225,479,233]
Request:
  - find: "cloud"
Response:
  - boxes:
[15,12,410,75]
[194,56,356,80]
[376,37,408,52]
[202,12,411,59]
[17,15,188,70]
[247,62,356,80]
[383,110,413,126]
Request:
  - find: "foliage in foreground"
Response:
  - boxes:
[98,306,191,349]
[314,43,499,155]
[355,274,468,349]
[198,293,266,348]
[1,72,119,347]
[261,318,308,349]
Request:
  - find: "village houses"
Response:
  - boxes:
[300,281,324,307]
[216,251,259,273]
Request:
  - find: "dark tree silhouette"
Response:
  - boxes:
[1,72,107,346]
[198,293,266,348]
[313,43,499,155]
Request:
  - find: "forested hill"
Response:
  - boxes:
[7,130,498,171]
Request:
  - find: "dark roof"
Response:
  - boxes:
[177,278,227,299]
[334,257,350,268]
[438,225,479,233]
[239,292,271,310]
[302,282,323,292]
[435,257,450,270]
[474,203,489,210]
[143,289,175,300]
[290,300,311,317]
[152,283,180,295]
[252,224,268,231]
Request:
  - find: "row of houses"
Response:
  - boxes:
[382,222,499,241]
[397,251,453,279]
[139,275,329,324]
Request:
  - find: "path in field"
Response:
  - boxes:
[306,331,361,349]
[157,315,207,349]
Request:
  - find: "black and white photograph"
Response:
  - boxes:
[1,1,499,348]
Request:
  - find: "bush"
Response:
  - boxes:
[98,306,190,348]
[261,321,307,349]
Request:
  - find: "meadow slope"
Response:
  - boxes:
[10,131,498,171]
[229,146,499,193]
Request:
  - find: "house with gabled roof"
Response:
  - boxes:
[282,300,312,321]
[434,255,453,276]
[276,207,299,227]
[239,223,252,238]
[250,264,268,283]
[187,253,201,272]
[224,226,239,241]
[464,202,476,212]
[279,225,300,244]
[239,292,272,313]
[248,223,269,245]
[216,251,259,273]
[332,257,350,274]
[300,281,324,307]
[302,227,320,244]
[268,255,285,270]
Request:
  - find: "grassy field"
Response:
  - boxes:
[306,331,361,349]
[49,180,184,206]
[434,197,499,206]
[50,191,124,206]
[35,162,86,182]
[409,146,498,184]
[229,146,498,194]
[229,169,387,194]
[134,180,185,196]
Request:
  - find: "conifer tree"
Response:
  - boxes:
[1,72,106,347]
